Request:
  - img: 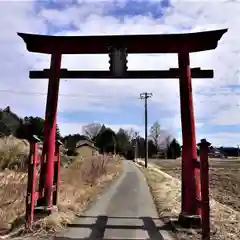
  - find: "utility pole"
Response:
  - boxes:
[140,92,153,168]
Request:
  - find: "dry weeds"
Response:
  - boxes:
[0,140,123,239]
[0,136,29,171]
[136,160,240,240]
[0,171,27,234]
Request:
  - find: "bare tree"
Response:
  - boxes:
[82,123,102,140]
[149,121,161,150]
[125,128,136,142]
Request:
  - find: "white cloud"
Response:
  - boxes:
[198,132,240,147]
[0,0,240,146]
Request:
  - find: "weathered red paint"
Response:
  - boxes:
[199,139,211,239]
[41,53,62,208]
[26,138,40,229]
[178,52,201,216]
[38,146,46,203]
[26,138,62,227]
[52,140,62,206]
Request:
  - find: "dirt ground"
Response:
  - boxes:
[149,158,240,212]
[145,158,240,240]
[138,164,198,240]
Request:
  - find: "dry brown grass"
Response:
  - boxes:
[0,138,123,239]
[137,160,240,240]
[32,154,123,238]
[0,136,29,234]
[58,154,122,215]
[0,136,29,171]
[0,171,27,234]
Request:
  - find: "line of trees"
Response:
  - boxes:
[64,121,181,159]
[16,116,61,141]
[0,106,61,141]
[0,106,181,159]
[149,121,181,159]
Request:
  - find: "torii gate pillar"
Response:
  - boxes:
[38,53,62,208]
[178,52,201,223]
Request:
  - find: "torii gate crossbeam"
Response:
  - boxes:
[29,68,213,79]
[18,29,227,227]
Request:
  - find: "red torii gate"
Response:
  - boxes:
[18,29,227,226]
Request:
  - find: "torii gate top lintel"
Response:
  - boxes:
[17,28,227,54]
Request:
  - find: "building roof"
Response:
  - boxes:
[76,139,99,150]
[18,29,227,54]
[76,142,99,151]
[76,137,95,146]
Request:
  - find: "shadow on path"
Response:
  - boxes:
[55,215,174,240]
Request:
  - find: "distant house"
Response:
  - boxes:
[63,134,90,151]
[208,146,224,158]
[156,149,167,159]
[156,143,167,159]
[76,138,99,158]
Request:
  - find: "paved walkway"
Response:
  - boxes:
[55,160,174,240]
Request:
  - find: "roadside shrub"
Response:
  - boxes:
[79,155,121,186]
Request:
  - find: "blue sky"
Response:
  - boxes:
[0,0,240,146]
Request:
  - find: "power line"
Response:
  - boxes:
[139,92,153,168]
[0,89,138,100]
[0,89,110,98]
[0,89,47,96]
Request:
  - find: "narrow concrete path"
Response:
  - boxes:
[55,160,174,240]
